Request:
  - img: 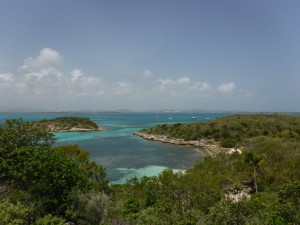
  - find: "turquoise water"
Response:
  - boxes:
[0,112,227,183]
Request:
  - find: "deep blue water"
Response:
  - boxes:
[0,112,227,183]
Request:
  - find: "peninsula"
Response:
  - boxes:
[134,131,227,154]
[134,113,300,153]
[35,117,101,132]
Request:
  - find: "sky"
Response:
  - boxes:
[0,0,299,112]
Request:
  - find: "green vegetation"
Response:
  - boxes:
[0,114,299,224]
[36,116,100,131]
[141,113,300,147]
[0,118,108,224]
[0,118,54,157]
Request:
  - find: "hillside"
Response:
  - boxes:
[35,117,101,132]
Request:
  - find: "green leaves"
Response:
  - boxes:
[2,146,86,214]
[0,199,32,225]
[0,118,55,156]
[55,145,109,192]
[141,114,300,146]
[36,116,99,131]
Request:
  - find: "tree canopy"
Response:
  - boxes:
[141,113,300,147]
[36,116,100,131]
[0,118,54,156]
[0,118,108,224]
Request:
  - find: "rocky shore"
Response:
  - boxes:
[48,126,102,132]
[133,132,229,155]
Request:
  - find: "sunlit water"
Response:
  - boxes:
[0,112,227,183]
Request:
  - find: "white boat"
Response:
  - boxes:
[192,116,197,119]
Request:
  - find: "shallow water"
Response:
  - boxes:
[0,112,227,183]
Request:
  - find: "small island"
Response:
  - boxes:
[35,116,102,132]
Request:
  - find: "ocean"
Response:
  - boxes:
[0,112,228,183]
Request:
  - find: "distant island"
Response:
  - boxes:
[35,117,101,132]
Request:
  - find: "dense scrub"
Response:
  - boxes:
[141,114,300,147]
[36,116,100,131]
[105,137,300,224]
[0,115,299,224]
[0,119,108,224]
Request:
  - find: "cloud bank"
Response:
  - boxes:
[0,48,240,111]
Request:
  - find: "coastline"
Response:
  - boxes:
[49,127,103,132]
[133,132,229,155]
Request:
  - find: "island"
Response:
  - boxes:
[35,116,102,132]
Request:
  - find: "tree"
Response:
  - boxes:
[54,145,89,166]
[2,146,86,214]
[244,151,265,193]
[0,118,55,156]
[0,198,32,225]
[34,214,66,225]
[273,181,300,224]
[55,145,108,192]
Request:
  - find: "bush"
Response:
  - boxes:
[34,214,66,225]
[220,139,237,148]
[0,198,31,225]
[2,146,86,214]
[0,118,54,156]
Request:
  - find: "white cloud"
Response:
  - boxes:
[113,82,134,96]
[191,82,210,91]
[0,73,14,83]
[142,70,152,78]
[158,78,175,86]
[218,82,236,93]
[25,67,64,83]
[71,69,83,82]
[157,77,210,92]
[21,48,63,71]
[177,76,190,84]
[155,76,211,99]
[0,48,245,111]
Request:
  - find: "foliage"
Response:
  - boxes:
[105,120,300,224]
[0,118,109,223]
[1,114,300,224]
[0,198,32,225]
[1,146,86,214]
[243,151,265,193]
[0,118,55,156]
[55,145,109,192]
[34,214,66,225]
[269,181,300,224]
[141,114,300,147]
[68,191,109,225]
[37,116,99,131]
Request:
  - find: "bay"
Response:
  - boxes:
[0,112,227,183]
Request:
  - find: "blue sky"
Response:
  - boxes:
[0,0,299,112]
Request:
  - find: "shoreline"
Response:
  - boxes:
[133,132,229,155]
[49,127,103,132]
[50,128,103,132]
